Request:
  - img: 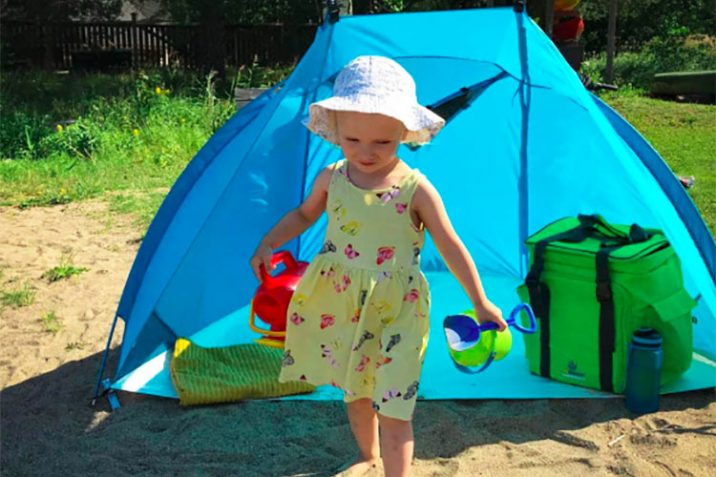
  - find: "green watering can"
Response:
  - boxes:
[443,303,537,374]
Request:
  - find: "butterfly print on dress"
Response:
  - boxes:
[320,314,336,329]
[344,244,360,259]
[355,355,370,372]
[376,186,400,203]
[290,312,305,325]
[403,288,419,303]
[318,240,337,254]
[352,330,375,351]
[382,388,402,402]
[320,344,339,368]
[385,334,401,353]
[281,350,295,367]
[376,246,395,265]
[403,381,419,400]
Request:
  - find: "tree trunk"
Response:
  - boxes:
[605,0,618,83]
[353,0,372,14]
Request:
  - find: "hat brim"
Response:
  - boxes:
[303,96,445,146]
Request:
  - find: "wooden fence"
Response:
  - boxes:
[1,21,318,70]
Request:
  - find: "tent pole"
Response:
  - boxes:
[90,313,121,406]
[516,1,531,275]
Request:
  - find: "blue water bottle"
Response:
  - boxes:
[624,327,663,414]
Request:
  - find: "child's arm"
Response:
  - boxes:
[413,179,507,330]
[250,167,332,280]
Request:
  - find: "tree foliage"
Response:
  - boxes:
[159,0,322,24]
[1,0,122,21]
[579,0,716,53]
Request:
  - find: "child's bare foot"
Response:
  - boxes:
[332,456,381,476]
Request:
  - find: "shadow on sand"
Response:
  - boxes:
[1,348,713,477]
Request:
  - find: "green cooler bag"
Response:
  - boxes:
[517,214,696,393]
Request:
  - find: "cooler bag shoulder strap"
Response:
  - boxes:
[592,221,653,393]
[595,245,618,393]
[526,225,590,378]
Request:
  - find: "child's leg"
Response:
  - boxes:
[377,414,413,477]
[340,397,380,474]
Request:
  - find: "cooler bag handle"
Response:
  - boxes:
[577,214,652,244]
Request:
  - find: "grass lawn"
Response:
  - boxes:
[0,73,713,235]
[602,90,715,233]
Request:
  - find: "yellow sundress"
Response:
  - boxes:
[278,159,430,421]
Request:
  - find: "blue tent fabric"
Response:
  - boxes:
[100,7,716,401]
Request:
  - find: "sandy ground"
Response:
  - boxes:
[1,200,714,477]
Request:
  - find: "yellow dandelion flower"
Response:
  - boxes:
[59,188,66,195]
[155,86,162,95]
[56,124,64,133]
[132,128,140,136]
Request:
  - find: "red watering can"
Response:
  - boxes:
[249,250,308,348]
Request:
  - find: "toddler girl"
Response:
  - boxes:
[250,55,506,477]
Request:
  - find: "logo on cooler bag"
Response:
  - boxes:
[562,360,586,381]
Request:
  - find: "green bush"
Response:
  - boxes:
[581,34,716,89]
[0,66,293,206]
[0,66,291,162]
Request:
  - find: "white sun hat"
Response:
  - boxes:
[304,55,445,146]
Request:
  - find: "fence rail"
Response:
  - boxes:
[1,21,318,70]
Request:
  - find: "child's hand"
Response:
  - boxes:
[250,243,274,281]
[475,300,508,331]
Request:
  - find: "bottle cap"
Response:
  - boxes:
[632,327,662,348]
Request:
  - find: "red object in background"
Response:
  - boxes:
[252,250,309,334]
[553,13,585,42]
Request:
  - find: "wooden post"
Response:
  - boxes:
[544,0,555,39]
[606,0,618,83]
[131,13,138,69]
[526,0,555,38]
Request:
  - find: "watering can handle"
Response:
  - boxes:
[509,303,537,334]
[259,250,299,282]
[477,303,537,334]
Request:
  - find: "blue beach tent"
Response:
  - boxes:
[94,6,716,403]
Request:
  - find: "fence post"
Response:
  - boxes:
[131,13,138,69]
[42,21,54,70]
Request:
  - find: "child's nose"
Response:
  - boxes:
[359,143,378,156]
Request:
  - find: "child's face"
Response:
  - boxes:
[335,111,407,174]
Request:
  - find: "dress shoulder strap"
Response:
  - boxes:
[327,159,347,190]
[399,167,423,201]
